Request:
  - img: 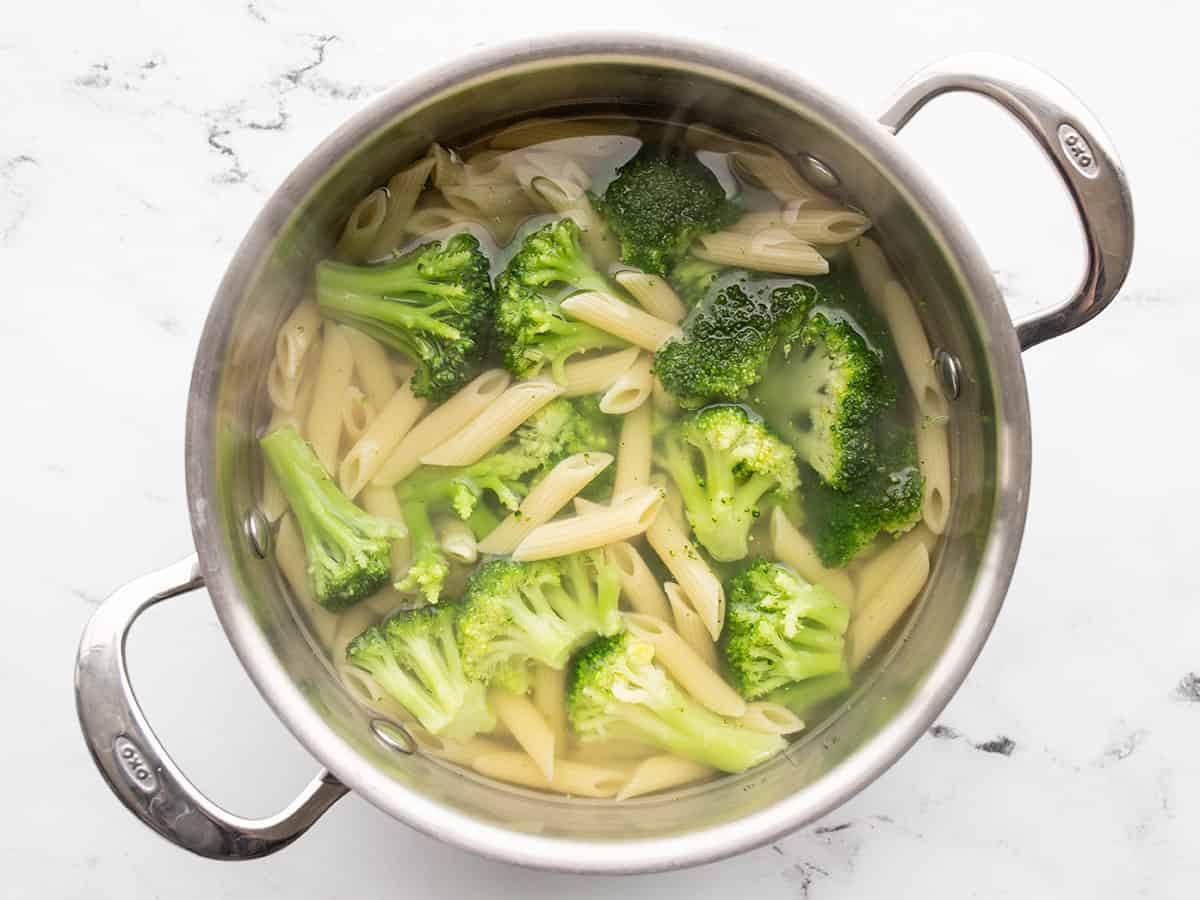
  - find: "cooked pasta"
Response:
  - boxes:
[477,452,614,555]
[260,115,952,801]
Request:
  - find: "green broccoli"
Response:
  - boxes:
[394,496,451,606]
[668,256,725,306]
[753,312,895,490]
[458,553,622,682]
[316,232,494,402]
[593,150,739,276]
[346,603,495,740]
[523,395,617,500]
[260,425,404,610]
[494,219,629,380]
[766,671,853,716]
[659,405,800,562]
[803,429,925,567]
[721,559,850,700]
[567,631,785,773]
[652,274,817,409]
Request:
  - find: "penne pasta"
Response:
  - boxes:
[421,378,564,467]
[624,612,743,717]
[729,148,837,206]
[342,327,398,409]
[421,734,514,769]
[360,485,410,576]
[692,228,830,275]
[335,188,389,262]
[274,300,322,381]
[561,347,640,397]
[769,507,855,609]
[613,270,688,325]
[488,116,638,150]
[435,515,478,564]
[612,401,652,501]
[477,452,614,555]
[306,324,355,473]
[663,583,721,672]
[605,542,672,621]
[728,206,871,244]
[848,539,930,668]
[569,739,656,764]
[366,156,436,259]
[473,752,627,799]
[646,509,725,640]
[738,702,806,735]
[338,379,428,499]
[532,664,568,750]
[617,755,715,800]
[491,688,556,781]
[372,369,511,486]
[848,237,949,420]
[854,528,930,612]
[916,416,952,535]
[560,291,682,352]
[599,352,653,414]
[511,488,663,562]
[531,176,618,266]
[339,385,374,442]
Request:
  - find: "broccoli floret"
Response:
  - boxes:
[494,219,629,380]
[721,559,850,699]
[402,446,535,522]
[668,256,725,306]
[754,313,895,490]
[522,396,617,500]
[346,604,495,739]
[458,553,622,681]
[567,632,785,773]
[803,429,925,567]
[395,496,451,605]
[316,233,494,402]
[652,274,817,409]
[593,150,739,276]
[659,406,800,562]
[261,425,404,610]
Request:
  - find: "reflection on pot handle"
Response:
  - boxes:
[880,52,1135,351]
[74,555,348,859]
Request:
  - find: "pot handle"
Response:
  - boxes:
[879,52,1134,350]
[74,554,348,859]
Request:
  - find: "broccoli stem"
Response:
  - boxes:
[319,291,464,342]
[365,653,450,732]
[768,671,853,715]
[466,503,501,541]
[318,256,469,303]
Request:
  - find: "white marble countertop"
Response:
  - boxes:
[3,1,1196,896]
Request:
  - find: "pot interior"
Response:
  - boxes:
[187,42,1027,869]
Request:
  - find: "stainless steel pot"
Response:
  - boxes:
[75,35,1134,872]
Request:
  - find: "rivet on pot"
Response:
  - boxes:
[370,718,417,755]
[245,508,273,559]
[797,154,840,189]
[934,349,963,400]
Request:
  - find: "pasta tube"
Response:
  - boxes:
[491,688,556,781]
[848,539,930,668]
[561,347,640,397]
[421,378,563,467]
[472,752,626,798]
[624,612,744,718]
[613,270,688,325]
[646,509,725,640]
[612,401,652,501]
[691,229,829,275]
[617,755,714,800]
[663,583,720,673]
[769,507,855,609]
[599,352,653,414]
[338,380,428,499]
[511,488,663,562]
[605,542,671,621]
[559,292,682,352]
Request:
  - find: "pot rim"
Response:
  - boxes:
[185,31,1031,873]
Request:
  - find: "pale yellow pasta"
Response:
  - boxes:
[613,270,688,325]
[532,665,568,749]
[624,612,743,717]
[339,385,374,442]
[605,542,672,621]
[649,473,685,530]
[561,347,640,397]
[472,752,625,799]
[738,702,806,735]
[360,485,411,576]
[342,328,398,409]
[560,291,682,352]
[853,527,930,612]
[730,148,836,206]
[421,378,564,467]
[443,180,536,219]
[848,540,930,668]
[728,206,871,244]
[372,369,511,486]
[491,689,556,780]
[366,156,436,259]
[916,417,951,535]
[530,176,618,266]
[617,755,715,800]
[335,188,389,262]
[421,734,514,768]
[512,488,663,562]
[569,738,656,764]
[404,206,493,236]
[274,300,322,381]
[267,357,301,412]
[599,353,653,414]
[306,324,355,473]
[769,507,855,608]
[338,380,428,498]
[662,583,721,673]
[488,116,637,150]
[848,237,948,419]
[478,452,614,555]
[275,514,314,606]
[434,515,478,564]
[612,401,652,501]
[692,229,829,275]
[646,510,725,640]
